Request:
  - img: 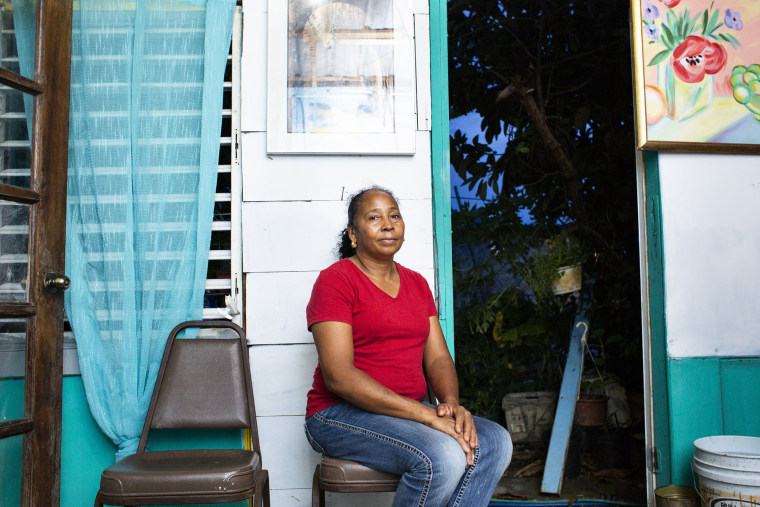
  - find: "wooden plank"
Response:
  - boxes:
[0,67,43,95]
[257,415,322,490]
[240,132,433,202]
[245,271,318,345]
[540,310,589,495]
[22,1,73,505]
[429,0,454,356]
[643,150,672,484]
[0,419,33,439]
[0,303,36,317]
[0,184,40,204]
[414,13,431,131]
[241,199,434,273]
[250,344,317,416]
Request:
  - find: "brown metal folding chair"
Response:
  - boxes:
[94,320,269,506]
[311,382,436,506]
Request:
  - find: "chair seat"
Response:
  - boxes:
[99,449,260,501]
[319,455,400,490]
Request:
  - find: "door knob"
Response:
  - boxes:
[44,273,71,293]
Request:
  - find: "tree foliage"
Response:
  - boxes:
[448,0,642,412]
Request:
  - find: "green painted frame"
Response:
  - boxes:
[429,0,455,358]
[643,150,672,484]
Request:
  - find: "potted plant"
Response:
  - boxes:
[523,233,587,307]
[575,375,608,427]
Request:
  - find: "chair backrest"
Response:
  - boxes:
[136,320,260,454]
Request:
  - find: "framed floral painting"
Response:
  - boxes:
[631,0,760,152]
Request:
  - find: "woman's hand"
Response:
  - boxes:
[436,402,478,465]
[422,317,478,466]
[423,403,477,466]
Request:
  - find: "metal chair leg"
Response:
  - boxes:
[312,464,325,507]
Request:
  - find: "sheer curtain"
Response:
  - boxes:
[65,0,235,460]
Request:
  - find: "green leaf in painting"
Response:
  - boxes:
[719,32,741,49]
[706,8,720,34]
[689,11,701,34]
[666,9,677,29]
[648,49,671,66]
[661,23,675,49]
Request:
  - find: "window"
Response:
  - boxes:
[267,0,416,154]
[204,6,243,327]
[0,6,244,377]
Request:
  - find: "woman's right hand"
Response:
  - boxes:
[424,406,476,466]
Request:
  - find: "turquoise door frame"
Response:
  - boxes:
[642,150,672,487]
[430,0,455,358]
[642,150,760,489]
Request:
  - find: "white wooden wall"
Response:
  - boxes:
[658,152,760,358]
[240,1,434,504]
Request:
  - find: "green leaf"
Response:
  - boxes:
[700,9,708,35]
[666,9,678,29]
[661,24,675,49]
[679,9,690,38]
[689,10,701,35]
[648,49,672,66]
[706,8,720,33]
[707,22,724,37]
[719,32,741,49]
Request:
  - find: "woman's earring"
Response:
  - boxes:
[351,240,357,249]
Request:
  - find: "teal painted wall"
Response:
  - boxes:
[644,152,760,487]
[0,378,23,505]
[666,357,760,486]
[1,376,247,506]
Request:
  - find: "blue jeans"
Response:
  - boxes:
[305,402,513,507]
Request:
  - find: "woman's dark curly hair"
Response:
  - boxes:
[337,186,398,259]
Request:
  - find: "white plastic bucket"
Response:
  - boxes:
[501,391,556,443]
[693,435,760,506]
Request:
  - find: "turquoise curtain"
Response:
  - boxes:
[65,0,235,460]
[11,0,36,136]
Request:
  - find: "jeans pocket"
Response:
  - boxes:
[304,420,326,454]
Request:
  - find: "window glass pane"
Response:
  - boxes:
[0,201,28,302]
[0,434,23,506]
[287,0,397,134]
[1,1,37,80]
[0,86,33,189]
[0,318,26,420]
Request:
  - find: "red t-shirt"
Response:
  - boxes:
[305,259,438,417]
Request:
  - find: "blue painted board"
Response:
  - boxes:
[540,315,589,494]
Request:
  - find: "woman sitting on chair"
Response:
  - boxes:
[304,187,512,506]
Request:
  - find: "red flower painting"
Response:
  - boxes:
[670,35,727,83]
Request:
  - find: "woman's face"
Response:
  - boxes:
[348,190,405,260]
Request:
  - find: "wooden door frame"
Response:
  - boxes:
[0,1,72,505]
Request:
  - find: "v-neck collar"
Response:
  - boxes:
[347,259,402,299]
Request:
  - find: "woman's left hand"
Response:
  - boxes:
[436,402,479,450]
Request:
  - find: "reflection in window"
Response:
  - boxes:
[287,0,401,134]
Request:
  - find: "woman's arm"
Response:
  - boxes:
[422,316,479,451]
[312,320,475,463]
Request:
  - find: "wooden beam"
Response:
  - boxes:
[0,303,36,317]
[21,0,73,505]
[0,184,40,204]
[0,67,43,95]
[0,419,34,439]
[540,306,590,494]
